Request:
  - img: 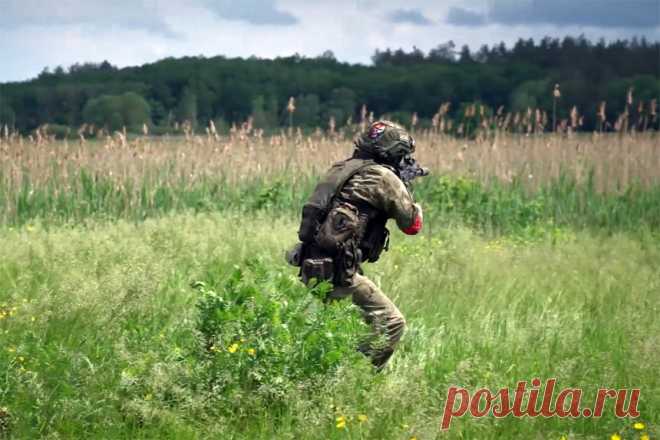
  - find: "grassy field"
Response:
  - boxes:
[0,132,659,439]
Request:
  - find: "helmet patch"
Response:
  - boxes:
[368,122,387,139]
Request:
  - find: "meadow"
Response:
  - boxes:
[0,128,659,439]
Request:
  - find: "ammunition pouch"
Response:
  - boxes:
[301,257,334,286]
[315,201,361,255]
[300,242,361,288]
[360,223,390,263]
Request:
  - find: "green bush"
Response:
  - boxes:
[82,92,151,132]
[193,259,370,413]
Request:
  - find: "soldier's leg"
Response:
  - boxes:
[329,273,406,369]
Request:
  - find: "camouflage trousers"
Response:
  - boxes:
[326,273,406,369]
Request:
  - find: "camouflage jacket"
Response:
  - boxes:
[338,163,421,232]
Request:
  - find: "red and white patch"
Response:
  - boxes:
[368,122,387,139]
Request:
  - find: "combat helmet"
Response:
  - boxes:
[354,120,416,165]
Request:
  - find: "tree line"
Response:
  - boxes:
[0,36,658,135]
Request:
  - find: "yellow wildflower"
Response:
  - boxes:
[640,434,649,440]
[17,356,24,363]
[336,419,346,429]
[7,346,15,353]
[246,348,256,356]
[357,414,368,423]
[559,436,568,440]
[31,316,36,322]
[633,422,645,430]
[611,434,621,440]
[0,311,5,320]
[228,343,239,353]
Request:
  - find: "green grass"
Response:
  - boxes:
[1,213,658,438]
[3,169,660,234]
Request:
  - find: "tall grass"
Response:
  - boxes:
[2,131,658,191]
[1,132,659,231]
[2,168,660,234]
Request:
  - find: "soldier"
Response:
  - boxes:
[287,120,427,370]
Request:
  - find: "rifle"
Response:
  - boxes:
[398,156,429,184]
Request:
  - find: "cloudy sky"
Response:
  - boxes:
[1,0,658,82]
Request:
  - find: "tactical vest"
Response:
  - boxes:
[298,158,390,264]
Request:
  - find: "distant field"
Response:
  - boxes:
[0,132,658,439]
[1,131,658,227]
[2,131,659,189]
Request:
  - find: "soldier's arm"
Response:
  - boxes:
[376,168,423,235]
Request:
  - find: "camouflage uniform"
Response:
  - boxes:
[288,121,424,369]
[328,164,421,367]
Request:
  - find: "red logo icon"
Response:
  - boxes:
[368,122,387,139]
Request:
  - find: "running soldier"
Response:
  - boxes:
[287,120,427,369]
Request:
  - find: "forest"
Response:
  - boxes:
[0,36,658,135]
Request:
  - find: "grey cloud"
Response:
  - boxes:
[448,0,660,28]
[201,0,298,25]
[446,7,486,26]
[0,0,178,37]
[388,9,434,26]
